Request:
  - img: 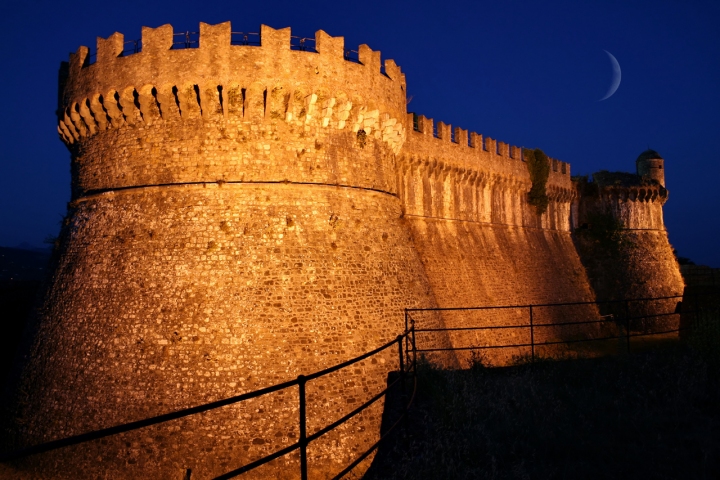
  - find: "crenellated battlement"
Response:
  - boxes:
[573,172,669,232]
[63,23,405,101]
[396,112,575,231]
[403,113,570,186]
[58,22,407,154]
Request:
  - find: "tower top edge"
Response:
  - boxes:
[60,22,406,110]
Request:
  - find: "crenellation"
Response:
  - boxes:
[199,21,231,51]
[485,136,496,155]
[401,117,576,232]
[455,127,468,146]
[315,29,344,58]
[358,43,381,73]
[64,22,407,141]
[259,24,291,51]
[416,115,432,135]
[383,59,405,85]
[68,45,88,81]
[141,24,173,54]
[96,32,124,63]
[497,141,508,157]
[437,121,451,142]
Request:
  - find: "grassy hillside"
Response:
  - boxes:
[366,344,720,479]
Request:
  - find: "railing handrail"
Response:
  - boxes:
[81,28,380,67]
[408,292,715,363]
[414,309,682,333]
[406,294,687,312]
[3,291,713,474]
[0,328,417,480]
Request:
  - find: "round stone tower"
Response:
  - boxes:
[636,149,665,187]
[2,22,449,479]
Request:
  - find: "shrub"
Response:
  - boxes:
[525,148,550,214]
[575,211,633,253]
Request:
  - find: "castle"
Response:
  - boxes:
[1,22,683,479]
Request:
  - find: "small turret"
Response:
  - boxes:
[636,149,665,187]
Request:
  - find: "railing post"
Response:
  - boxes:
[410,319,417,375]
[397,335,406,399]
[529,305,535,363]
[625,300,631,354]
[298,375,308,480]
[404,310,410,369]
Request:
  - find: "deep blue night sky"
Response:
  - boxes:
[1,0,718,266]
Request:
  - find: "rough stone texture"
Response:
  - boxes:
[3,23,450,479]
[397,126,600,365]
[4,184,448,479]
[1,20,684,479]
[405,220,602,365]
[573,175,684,330]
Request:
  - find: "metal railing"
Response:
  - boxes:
[122,39,142,56]
[82,31,375,66]
[85,39,142,66]
[231,32,260,46]
[172,31,199,49]
[344,50,360,63]
[3,293,713,475]
[290,36,317,52]
[407,294,710,362]
[0,328,418,480]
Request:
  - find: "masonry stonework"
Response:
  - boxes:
[1,22,683,479]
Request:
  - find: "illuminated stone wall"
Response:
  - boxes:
[2,20,683,479]
[3,22,450,479]
[573,179,684,326]
[397,120,601,364]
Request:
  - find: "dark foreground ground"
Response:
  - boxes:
[365,345,720,480]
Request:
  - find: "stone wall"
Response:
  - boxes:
[2,19,685,479]
[397,126,601,364]
[4,183,451,478]
[3,22,451,479]
[399,115,573,232]
[573,181,684,330]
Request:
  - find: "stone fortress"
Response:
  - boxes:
[1,22,683,479]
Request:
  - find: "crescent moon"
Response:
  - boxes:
[599,50,621,101]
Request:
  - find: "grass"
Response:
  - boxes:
[365,343,720,479]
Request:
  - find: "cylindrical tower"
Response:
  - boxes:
[2,22,450,479]
[636,149,665,187]
[573,153,683,329]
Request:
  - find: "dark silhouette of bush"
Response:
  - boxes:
[525,148,550,214]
